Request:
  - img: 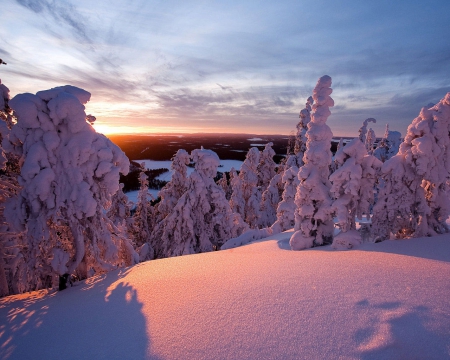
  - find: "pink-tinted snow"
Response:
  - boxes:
[1,234,449,359]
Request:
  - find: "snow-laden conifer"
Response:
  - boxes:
[259,173,281,228]
[270,165,299,233]
[230,147,261,228]
[358,118,376,144]
[161,148,247,257]
[365,128,376,154]
[217,170,233,201]
[290,75,334,250]
[107,183,132,228]
[131,169,154,261]
[330,138,365,232]
[3,85,137,290]
[294,96,314,166]
[372,93,450,240]
[373,124,402,162]
[0,79,23,297]
[257,142,277,190]
[156,149,189,220]
[330,138,382,238]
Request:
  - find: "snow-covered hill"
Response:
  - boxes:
[1,233,449,359]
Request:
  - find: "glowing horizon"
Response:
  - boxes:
[1,0,449,138]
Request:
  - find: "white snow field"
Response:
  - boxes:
[1,233,449,360]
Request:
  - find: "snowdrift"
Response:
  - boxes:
[1,233,449,359]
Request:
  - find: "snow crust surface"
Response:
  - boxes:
[1,235,449,359]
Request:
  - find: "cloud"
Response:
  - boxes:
[0,48,11,57]
[16,0,92,42]
[330,86,450,136]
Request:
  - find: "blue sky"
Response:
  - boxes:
[1,0,449,136]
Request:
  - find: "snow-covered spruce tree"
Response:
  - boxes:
[270,165,299,233]
[256,142,279,227]
[131,169,154,261]
[358,118,376,144]
[106,182,135,258]
[0,79,23,297]
[371,155,418,240]
[156,149,189,220]
[257,142,277,190]
[230,147,261,228]
[4,85,137,291]
[373,125,389,162]
[330,138,366,233]
[358,154,382,221]
[365,128,376,154]
[217,170,233,201]
[372,93,450,240]
[294,96,314,166]
[259,173,282,228]
[331,138,345,173]
[150,149,190,257]
[385,130,402,160]
[229,168,245,215]
[329,138,382,239]
[107,183,132,228]
[160,148,247,257]
[290,75,335,250]
[373,124,402,162]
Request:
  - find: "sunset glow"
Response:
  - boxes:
[1,0,449,136]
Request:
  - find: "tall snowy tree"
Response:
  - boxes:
[230,147,261,228]
[270,165,299,233]
[0,79,23,297]
[330,138,382,235]
[259,173,281,228]
[107,183,132,228]
[294,96,314,166]
[131,169,154,262]
[290,75,335,250]
[365,128,376,154]
[358,118,376,144]
[3,85,138,291]
[373,125,402,162]
[160,148,247,257]
[372,92,450,240]
[156,149,189,220]
[217,170,233,201]
[257,142,277,190]
[151,149,190,257]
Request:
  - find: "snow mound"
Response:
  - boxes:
[1,234,449,359]
[331,229,362,250]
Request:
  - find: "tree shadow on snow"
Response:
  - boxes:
[276,233,450,263]
[0,267,161,360]
[276,238,292,250]
[357,234,450,263]
[352,300,450,359]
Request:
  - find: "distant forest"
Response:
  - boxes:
[107,133,348,162]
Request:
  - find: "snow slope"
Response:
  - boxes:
[1,233,449,359]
